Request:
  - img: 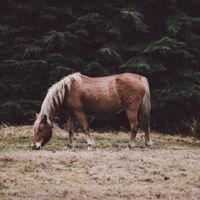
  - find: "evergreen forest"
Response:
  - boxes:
[0,0,200,137]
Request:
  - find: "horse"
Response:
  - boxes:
[31,72,153,150]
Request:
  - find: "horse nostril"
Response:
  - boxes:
[31,144,36,149]
[35,143,42,150]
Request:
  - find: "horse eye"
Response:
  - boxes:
[39,128,44,132]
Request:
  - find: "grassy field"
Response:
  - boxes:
[0,124,200,200]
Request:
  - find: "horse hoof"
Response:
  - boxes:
[128,143,136,149]
[87,145,93,151]
[64,144,73,149]
[146,141,153,148]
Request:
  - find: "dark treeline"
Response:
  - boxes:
[0,0,200,137]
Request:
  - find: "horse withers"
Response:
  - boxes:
[31,72,152,150]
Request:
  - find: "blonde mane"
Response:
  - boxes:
[34,72,82,127]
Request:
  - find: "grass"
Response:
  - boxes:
[0,124,200,199]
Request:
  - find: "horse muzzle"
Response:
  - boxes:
[31,143,42,150]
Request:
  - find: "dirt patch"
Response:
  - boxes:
[0,125,200,199]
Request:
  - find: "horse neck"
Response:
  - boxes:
[40,72,82,123]
[40,90,63,124]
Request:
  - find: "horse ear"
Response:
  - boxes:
[36,113,39,119]
[42,114,47,124]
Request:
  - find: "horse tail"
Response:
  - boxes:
[139,77,151,133]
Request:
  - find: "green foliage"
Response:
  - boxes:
[119,56,166,75]
[0,0,200,136]
[143,37,191,56]
[120,7,148,33]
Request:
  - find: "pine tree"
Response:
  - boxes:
[0,0,199,137]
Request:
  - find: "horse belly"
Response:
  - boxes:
[82,83,122,117]
[84,100,122,117]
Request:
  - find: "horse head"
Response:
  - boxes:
[31,113,53,150]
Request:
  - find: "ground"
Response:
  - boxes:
[0,124,200,200]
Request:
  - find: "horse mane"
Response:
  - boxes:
[34,72,82,127]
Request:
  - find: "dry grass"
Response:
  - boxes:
[0,124,200,200]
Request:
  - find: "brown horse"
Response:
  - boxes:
[31,72,152,150]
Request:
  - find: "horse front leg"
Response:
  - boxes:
[73,110,94,150]
[65,116,75,149]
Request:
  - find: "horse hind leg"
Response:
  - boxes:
[145,127,153,147]
[125,109,139,149]
[129,121,139,149]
